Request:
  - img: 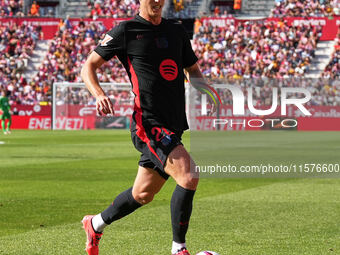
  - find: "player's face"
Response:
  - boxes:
[140,0,164,18]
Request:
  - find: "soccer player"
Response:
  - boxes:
[81,0,219,254]
[0,90,12,135]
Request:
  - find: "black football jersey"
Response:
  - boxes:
[94,15,198,133]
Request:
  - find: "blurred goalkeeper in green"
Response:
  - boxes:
[0,90,12,135]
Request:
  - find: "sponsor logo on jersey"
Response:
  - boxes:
[159,59,178,81]
[100,34,113,46]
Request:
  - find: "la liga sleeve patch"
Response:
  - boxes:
[100,34,114,46]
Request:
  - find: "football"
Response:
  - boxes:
[196,252,220,255]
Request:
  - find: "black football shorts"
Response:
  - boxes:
[131,124,183,180]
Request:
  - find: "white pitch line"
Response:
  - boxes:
[0,141,5,144]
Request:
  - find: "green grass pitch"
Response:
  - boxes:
[0,130,340,255]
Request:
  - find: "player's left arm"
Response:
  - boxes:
[184,63,222,115]
[179,23,221,115]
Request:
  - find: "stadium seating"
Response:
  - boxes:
[0,22,42,104]
[270,0,337,17]
[165,0,203,19]
[0,0,24,17]
[31,20,130,104]
[323,31,340,79]
[87,0,140,18]
[1,0,339,106]
[192,19,322,79]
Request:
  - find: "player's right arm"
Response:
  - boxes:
[81,51,114,116]
[82,23,125,116]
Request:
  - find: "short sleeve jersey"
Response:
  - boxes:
[94,15,198,134]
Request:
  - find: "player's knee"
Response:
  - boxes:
[174,158,199,190]
[133,191,155,205]
[179,173,199,190]
[176,161,199,189]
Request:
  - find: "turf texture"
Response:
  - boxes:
[0,130,339,255]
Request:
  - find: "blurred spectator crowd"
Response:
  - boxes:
[0,21,42,105]
[2,17,340,107]
[192,19,322,79]
[0,0,24,17]
[271,0,339,17]
[323,31,340,79]
[87,0,139,18]
[0,0,339,107]
[31,19,129,104]
[2,0,339,18]
[0,0,140,18]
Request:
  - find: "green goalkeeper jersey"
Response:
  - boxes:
[0,96,10,113]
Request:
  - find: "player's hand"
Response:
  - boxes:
[96,95,115,116]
